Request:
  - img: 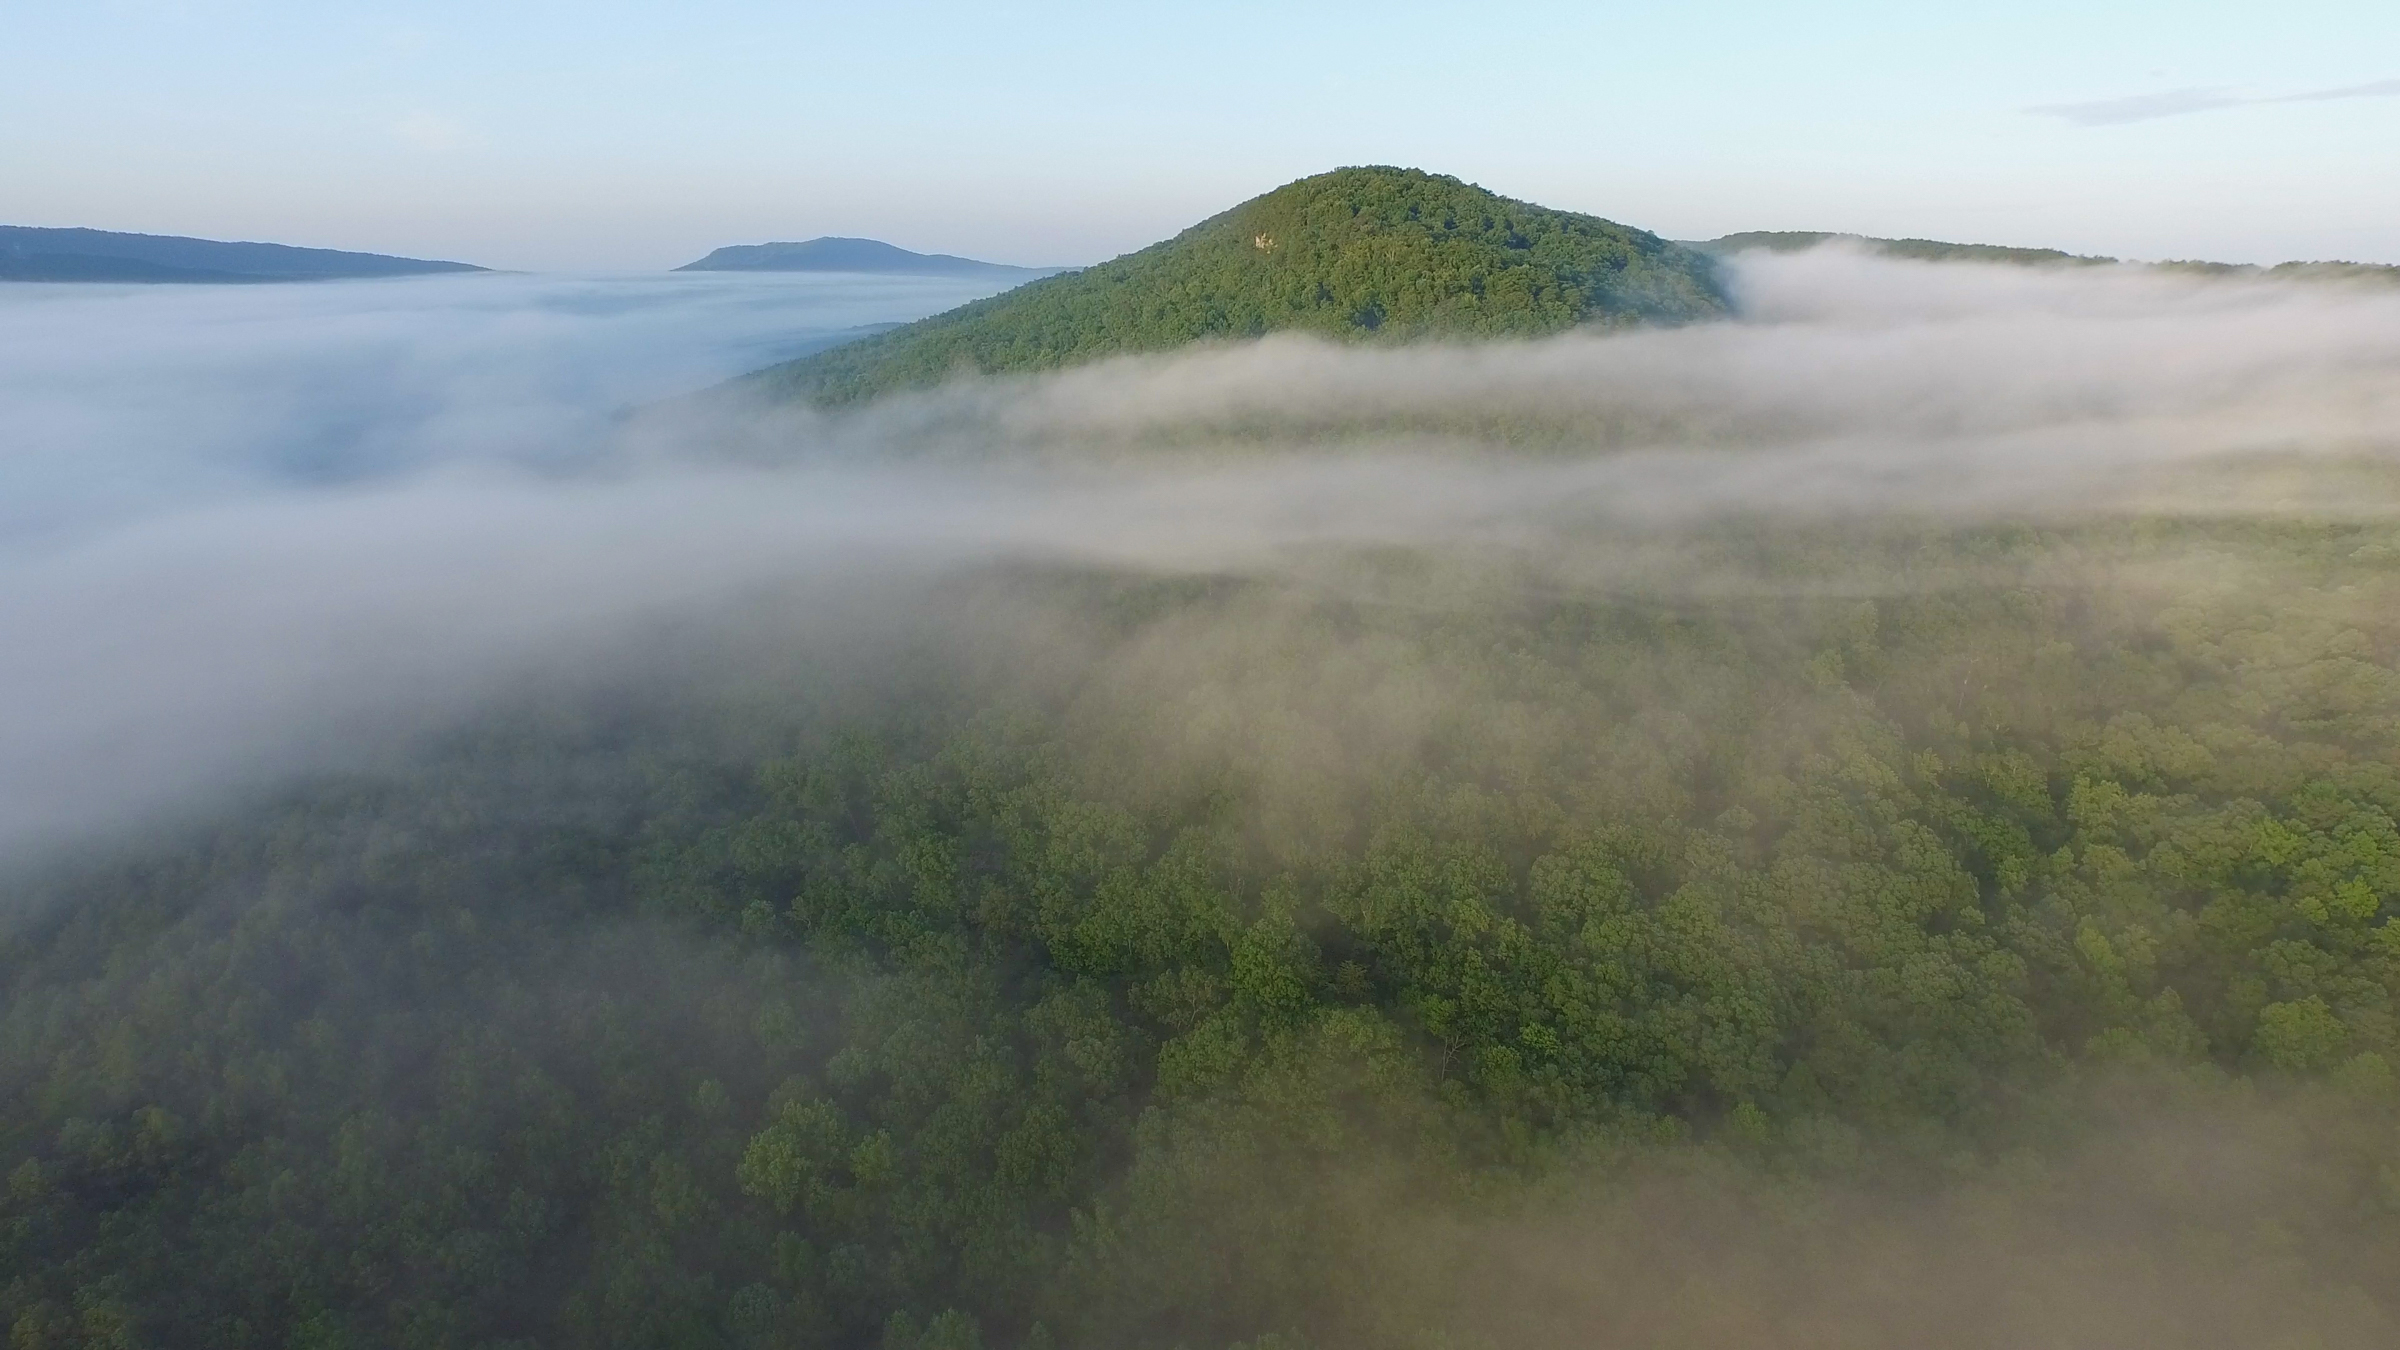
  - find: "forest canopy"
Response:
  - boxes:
[8,509,2399,1350]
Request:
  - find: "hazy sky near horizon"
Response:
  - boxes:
[4,1,2397,271]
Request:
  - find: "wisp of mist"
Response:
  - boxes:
[3,249,2397,863]
[0,268,1014,543]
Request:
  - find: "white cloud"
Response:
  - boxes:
[393,110,472,151]
[2032,77,2400,126]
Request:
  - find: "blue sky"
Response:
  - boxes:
[5,0,2397,270]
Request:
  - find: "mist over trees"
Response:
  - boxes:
[8,510,2398,1349]
[5,224,2400,1350]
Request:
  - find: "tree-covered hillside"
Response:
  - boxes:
[5,513,2398,1350]
[741,168,1727,407]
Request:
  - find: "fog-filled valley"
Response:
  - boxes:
[7,252,2400,1349]
[0,270,1018,541]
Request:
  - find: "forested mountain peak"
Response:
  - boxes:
[739,166,1729,407]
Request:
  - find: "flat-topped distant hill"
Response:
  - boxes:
[1696,230,2110,267]
[0,226,487,283]
[739,166,1729,407]
[675,237,1068,279]
[1699,229,2400,281]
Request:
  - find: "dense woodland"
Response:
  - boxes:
[744,169,1727,408]
[6,508,2400,1349]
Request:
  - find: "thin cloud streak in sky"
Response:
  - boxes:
[2032,77,2400,126]
[393,111,473,152]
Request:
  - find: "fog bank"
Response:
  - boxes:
[5,250,2397,863]
[0,269,1018,545]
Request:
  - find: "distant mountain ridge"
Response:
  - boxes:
[1696,231,2108,267]
[1698,229,2400,282]
[741,167,1729,408]
[0,226,487,283]
[675,237,1066,278]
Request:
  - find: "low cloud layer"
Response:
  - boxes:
[925,248,2400,511]
[0,269,1014,545]
[3,249,2398,864]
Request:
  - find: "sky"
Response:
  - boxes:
[3,1,2398,271]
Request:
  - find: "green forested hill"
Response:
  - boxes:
[741,168,1728,407]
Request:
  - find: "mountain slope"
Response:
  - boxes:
[675,236,1063,278]
[0,226,487,283]
[741,167,1728,407]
